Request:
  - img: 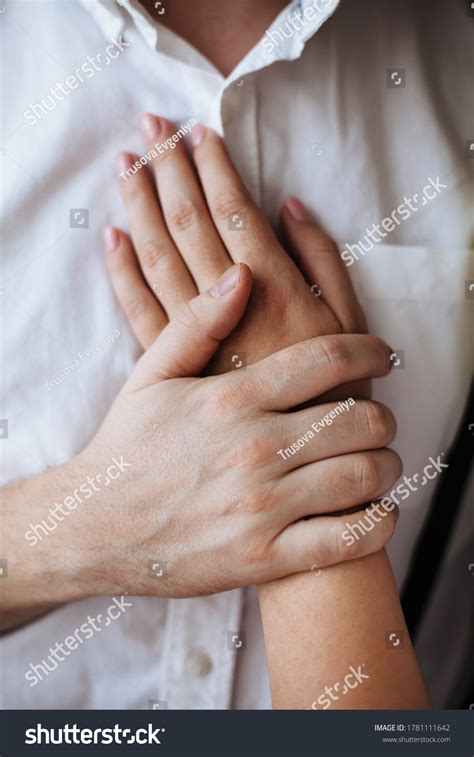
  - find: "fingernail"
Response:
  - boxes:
[210,264,241,297]
[103,225,120,252]
[116,152,134,175]
[285,197,311,223]
[190,124,206,147]
[140,113,163,141]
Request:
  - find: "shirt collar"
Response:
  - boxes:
[78,0,125,41]
[79,0,340,73]
[244,0,340,73]
[78,0,159,48]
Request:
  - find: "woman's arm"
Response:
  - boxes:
[259,550,430,709]
[107,115,429,709]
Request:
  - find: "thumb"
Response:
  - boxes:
[128,263,252,389]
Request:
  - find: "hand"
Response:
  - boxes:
[100,116,426,713]
[0,124,401,634]
[107,115,396,477]
[97,115,401,592]
[68,270,396,598]
[110,115,367,378]
[3,266,397,629]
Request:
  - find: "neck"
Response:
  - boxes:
[141,0,289,76]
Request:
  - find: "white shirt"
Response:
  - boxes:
[1,0,472,709]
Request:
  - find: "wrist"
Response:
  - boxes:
[3,452,107,620]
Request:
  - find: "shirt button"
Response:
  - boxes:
[184,649,213,678]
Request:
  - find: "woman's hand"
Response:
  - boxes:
[99,115,430,712]
[108,114,367,380]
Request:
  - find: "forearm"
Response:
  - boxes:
[0,454,95,633]
[258,549,430,709]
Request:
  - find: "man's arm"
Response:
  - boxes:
[2,270,396,634]
[1,455,96,632]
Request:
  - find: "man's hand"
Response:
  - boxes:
[4,269,398,626]
[98,115,401,594]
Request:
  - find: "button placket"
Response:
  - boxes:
[159,591,244,709]
[221,76,261,206]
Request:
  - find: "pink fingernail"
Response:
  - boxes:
[103,225,120,252]
[210,264,241,297]
[285,197,311,223]
[190,124,206,147]
[140,113,163,141]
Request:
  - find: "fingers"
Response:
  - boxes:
[242,334,392,411]
[190,125,293,273]
[116,151,197,316]
[277,448,402,522]
[273,400,397,472]
[104,225,168,349]
[281,197,367,333]
[128,264,252,390]
[139,115,233,290]
[270,500,399,580]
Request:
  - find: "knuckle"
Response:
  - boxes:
[354,452,382,497]
[312,336,352,376]
[361,401,395,446]
[175,300,201,331]
[336,506,397,561]
[236,482,278,516]
[123,297,147,324]
[313,520,357,566]
[273,342,308,375]
[204,378,246,418]
[225,435,275,471]
[167,199,200,232]
[241,535,274,576]
[125,180,147,203]
[213,190,248,222]
[170,301,215,364]
[335,520,361,561]
[139,238,170,271]
[328,460,362,503]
